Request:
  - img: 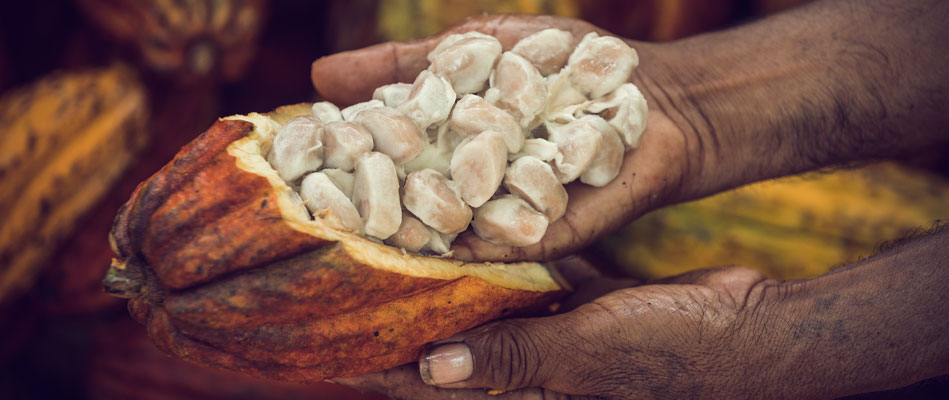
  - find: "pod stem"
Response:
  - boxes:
[103,257,144,299]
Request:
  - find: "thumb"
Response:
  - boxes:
[418,316,580,392]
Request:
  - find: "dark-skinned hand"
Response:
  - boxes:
[334,258,773,399]
[311,14,692,264]
[313,2,949,398]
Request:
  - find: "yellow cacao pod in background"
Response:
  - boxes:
[0,64,149,305]
[597,162,949,280]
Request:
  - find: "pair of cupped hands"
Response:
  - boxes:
[313,15,770,400]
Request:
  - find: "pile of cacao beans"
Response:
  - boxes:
[267,29,647,253]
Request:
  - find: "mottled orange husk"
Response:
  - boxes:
[107,109,565,382]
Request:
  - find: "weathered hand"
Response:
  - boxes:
[335,260,774,399]
[310,15,693,263]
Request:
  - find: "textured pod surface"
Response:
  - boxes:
[0,65,148,306]
[105,103,565,382]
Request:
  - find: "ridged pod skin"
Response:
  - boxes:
[105,103,566,382]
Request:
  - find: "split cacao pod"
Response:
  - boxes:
[105,103,566,382]
[0,64,148,306]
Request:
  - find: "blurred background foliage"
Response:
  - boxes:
[0,0,947,399]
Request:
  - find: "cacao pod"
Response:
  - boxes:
[105,103,566,382]
[597,162,949,280]
[88,318,386,400]
[0,64,149,306]
[76,0,268,84]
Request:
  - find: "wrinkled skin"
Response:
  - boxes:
[312,14,689,263]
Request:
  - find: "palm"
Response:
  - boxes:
[311,14,690,262]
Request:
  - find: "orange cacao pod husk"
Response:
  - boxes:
[104,103,567,382]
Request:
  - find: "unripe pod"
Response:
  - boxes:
[511,28,575,76]
[504,156,568,222]
[472,195,549,247]
[565,32,638,99]
[267,116,323,183]
[428,32,502,95]
[403,169,471,234]
[384,212,431,253]
[372,83,413,108]
[352,152,402,239]
[300,172,363,234]
[450,131,508,208]
[489,52,548,128]
[578,115,626,187]
[321,121,374,172]
[311,101,343,123]
[352,107,426,166]
[450,94,524,153]
[547,119,603,184]
[397,70,456,131]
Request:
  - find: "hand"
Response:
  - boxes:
[310,15,695,263]
[335,259,775,399]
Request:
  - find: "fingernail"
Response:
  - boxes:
[419,342,473,385]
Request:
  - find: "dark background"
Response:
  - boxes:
[1,1,946,399]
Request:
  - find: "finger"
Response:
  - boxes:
[311,14,603,106]
[652,265,769,306]
[310,39,430,107]
[418,315,590,394]
[551,256,602,287]
[547,256,638,311]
